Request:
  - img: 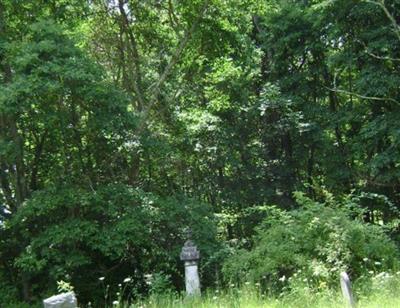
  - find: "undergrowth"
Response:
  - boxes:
[109,271,400,308]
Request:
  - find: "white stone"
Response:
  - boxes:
[43,292,77,308]
[340,272,355,307]
[184,261,201,295]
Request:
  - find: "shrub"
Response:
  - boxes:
[222,192,399,291]
[1,184,218,305]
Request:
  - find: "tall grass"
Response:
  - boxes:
[117,272,400,308]
[10,272,400,307]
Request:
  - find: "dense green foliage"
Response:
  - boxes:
[1,0,400,306]
[223,193,399,289]
[2,184,217,304]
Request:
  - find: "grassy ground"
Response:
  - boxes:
[8,274,400,307]
[131,293,400,308]
[125,282,400,308]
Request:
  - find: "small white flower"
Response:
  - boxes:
[230,283,235,287]
[363,258,368,262]
[123,277,132,283]
[99,277,105,281]
[112,300,119,305]
[279,275,286,282]
[376,272,384,278]
[374,261,381,266]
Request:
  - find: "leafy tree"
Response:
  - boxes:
[2,0,400,305]
[1,184,217,305]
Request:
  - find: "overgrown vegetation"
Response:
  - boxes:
[104,273,400,307]
[1,0,400,306]
[223,193,399,290]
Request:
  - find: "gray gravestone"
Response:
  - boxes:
[340,272,356,307]
[180,229,201,296]
[43,292,77,308]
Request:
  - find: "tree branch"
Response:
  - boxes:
[118,0,145,109]
[325,86,400,105]
[0,162,15,213]
[356,38,400,61]
[29,129,48,191]
[364,49,400,62]
[366,0,400,42]
[136,0,210,133]
[168,0,180,34]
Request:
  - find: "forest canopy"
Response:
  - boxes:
[1,0,400,306]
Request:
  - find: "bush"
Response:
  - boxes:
[1,184,218,305]
[222,192,399,291]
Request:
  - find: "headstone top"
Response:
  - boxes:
[43,291,77,308]
[180,228,200,261]
[180,239,200,261]
[184,228,193,241]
